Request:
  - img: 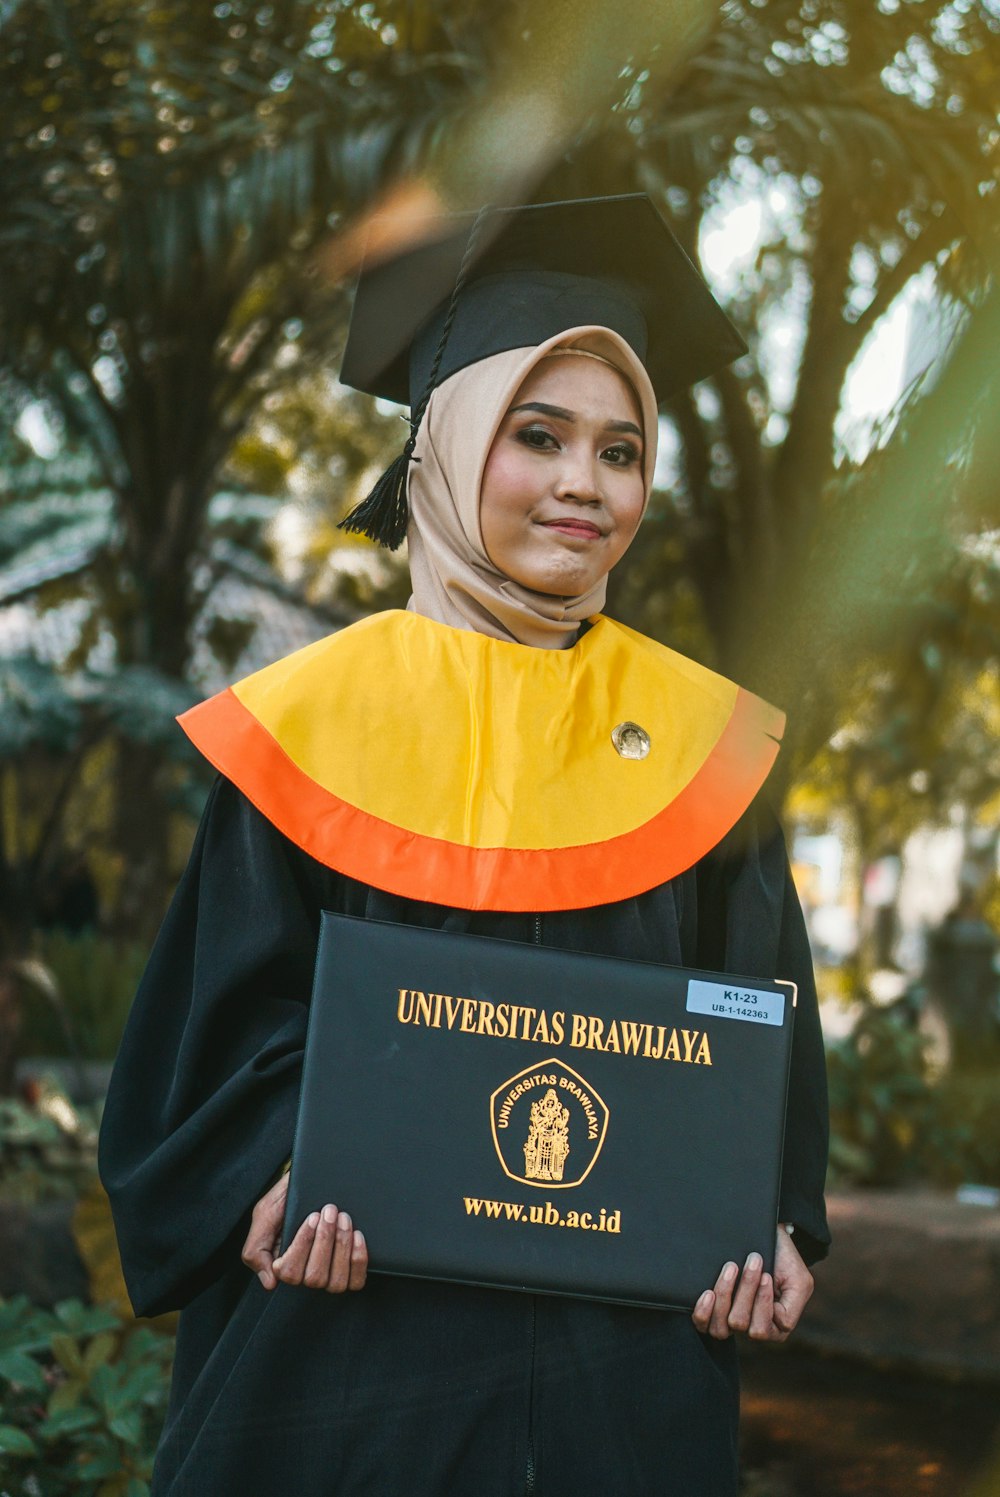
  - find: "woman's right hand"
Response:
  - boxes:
[241,1172,368,1293]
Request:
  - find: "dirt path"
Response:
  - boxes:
[740,1345,1000,1496]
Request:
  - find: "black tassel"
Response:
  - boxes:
[338,444,414,551]
[339,203,494,551]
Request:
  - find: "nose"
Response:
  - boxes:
[553,449,602,505]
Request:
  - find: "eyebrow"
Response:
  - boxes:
[510,401,643,439]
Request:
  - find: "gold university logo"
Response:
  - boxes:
[490,1058,609,1189]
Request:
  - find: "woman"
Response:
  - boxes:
[99,195,829,1495]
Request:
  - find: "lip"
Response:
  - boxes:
[539,518,604,540]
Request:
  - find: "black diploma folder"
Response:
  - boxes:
[281,913,797,1311]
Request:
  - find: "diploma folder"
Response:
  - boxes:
[282,913,796,1311]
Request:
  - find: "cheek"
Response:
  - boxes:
[480,444,539,546]
[610,476,646,545]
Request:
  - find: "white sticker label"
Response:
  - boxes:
[686,979,785,1027]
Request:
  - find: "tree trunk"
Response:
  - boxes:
[109,741,175,944]
[0,965,22,1097]
[110,474,210,936]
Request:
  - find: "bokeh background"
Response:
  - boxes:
[0,2,998,1493]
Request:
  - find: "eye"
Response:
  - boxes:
[602,441,641,467]
[515,424,559,451]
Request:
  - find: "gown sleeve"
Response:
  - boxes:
[696,798,831,1267]
[97,776,322,1319]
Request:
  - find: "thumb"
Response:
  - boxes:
[773,1269,811,1332]
[242,1173,290,1271]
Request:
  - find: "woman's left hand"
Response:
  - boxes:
[690,1224,813,1342]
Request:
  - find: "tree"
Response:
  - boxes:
[788,534,1000,984]
[0,0,499,673]
[591,0,999,780]
[0,0,504,926]
[1,0,996,950]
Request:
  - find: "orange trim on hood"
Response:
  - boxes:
[178,685,780,912]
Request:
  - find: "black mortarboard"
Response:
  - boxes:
[338,194,747,548]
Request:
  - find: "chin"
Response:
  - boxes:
[519,568,598,597]
[520,539,608,595]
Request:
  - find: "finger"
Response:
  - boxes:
[272,1211,320,1285]
[250,1172,289,1233]
[256,1249,278,1290]
[302,1204,340,1289]
[773,1297,803,1337]
[773,1264,814,1334]
[709,1262,739,1339]
[691,1290,714,1332]
[773,1286,809,1334]
[241,1228,274,1278]
[241,1174,289,1279]
[748,1271,781,1341]
[242,1173,288,1252]
[244,1241,276,1290]
[264,1171,291,1205]
[326,1211,355,1294]
[727,1253,763,1333]
[348,1230,368,1291]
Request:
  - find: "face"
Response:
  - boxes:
[479,354,646,597]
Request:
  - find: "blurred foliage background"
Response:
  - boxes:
[0,1,997,1133]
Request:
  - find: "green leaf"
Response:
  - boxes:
[76,1436,127,1479]
[0,1312,56,1350]
[0,1348,47,1392]
[83,1332,120,1375]
[48,1377,87,1412]
[38,1405,101,1439]
[50,1332,85,1376]
[120,1362,166,1403]
[109,1406,143,1446]
[0,1422,39,1457]
[88,1360,116,1414]
[119,1326,168,1362]
[89,1360,138,1421]
[126,1479,151,1497]
[54,1299,121,1336]
[82,1459,131,1484]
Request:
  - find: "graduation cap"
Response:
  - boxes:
[339,194,747,549]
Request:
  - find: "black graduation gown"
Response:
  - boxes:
[98,775,829,1497]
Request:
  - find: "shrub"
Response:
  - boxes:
[0,1090,99,1206]
[0,1295,173,1496]
[935,1067,1000,1188]
[18,933,147,1064]
[826,1006,969,1186]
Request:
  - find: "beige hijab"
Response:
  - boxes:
[406,325,659,649]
